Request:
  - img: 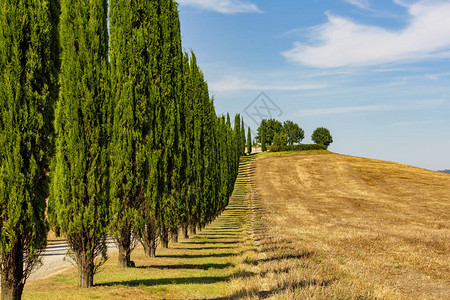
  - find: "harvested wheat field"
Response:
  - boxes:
[235,152,449,299]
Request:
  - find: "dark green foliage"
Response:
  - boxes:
[182,51,239,236]
[283,120,305,145]
[312,127,333,148]
[157,0,184,247]
[109,0,155,266]
[50,0,110,288]
[234,114,241,156]
[0,0,59,298]
[247,127,252,154]
[257,118,282,145]
[273,132,288,146]
[131,0,185,255]
[269,144,327,152]
[240,119,246,155]
[260,120,267,152]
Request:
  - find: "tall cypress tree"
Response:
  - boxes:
[157,0,183,248]
[135,0,183,253]
[0,1,59,298]
[50,0,110,288]
[109,0,154,267]
[240,118,246,155]
[261,120,267,152]
[247,127,252,154]
[182,51,202,237]
[234,114,241,176]
[180,52,191,238]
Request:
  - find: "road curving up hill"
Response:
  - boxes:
[253,151,450,299]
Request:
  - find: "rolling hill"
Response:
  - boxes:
[249,152,450,299]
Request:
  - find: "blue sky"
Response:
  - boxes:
[177,0,450,170]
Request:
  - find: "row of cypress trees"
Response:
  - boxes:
[1,0,242,297]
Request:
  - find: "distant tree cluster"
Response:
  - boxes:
[256,119,333,150]
[256,119,305,146]
[1,0,242,296]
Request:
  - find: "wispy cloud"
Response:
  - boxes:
[390,119,446,127]
[283,0,450,68]
[343,0,371,10]
[177,0,261,14]
[209,76,327,92]
[425,72,450,80]
[295,99,443,117]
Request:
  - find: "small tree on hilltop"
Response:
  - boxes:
[312,127,333,148]
[283,120,305,145]
[265,119,283,145]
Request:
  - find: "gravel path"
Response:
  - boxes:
[28,239,118,281]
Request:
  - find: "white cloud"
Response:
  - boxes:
[425,72,450,80]
[390,119,446,126]
[209,76,327,92]
[295,99,443,117]
[283,0,450,68]
[177,0,261,14]
[343,0,371,9]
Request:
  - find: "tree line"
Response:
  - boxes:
[0,0,246,297]
[256,119,333,151]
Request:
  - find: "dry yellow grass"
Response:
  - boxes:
[230,152,449,299]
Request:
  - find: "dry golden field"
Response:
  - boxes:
[232,152,449,299]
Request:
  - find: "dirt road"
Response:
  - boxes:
[28,239,118,282]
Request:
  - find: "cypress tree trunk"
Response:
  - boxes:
[160,225,169,249]
[76,254,94,288]
[183,226,189,239]
[190,225,197,236]
[1,239,25,300]
[140,222,158,258]
[117,227,132,268]
[170,230,179,243]
[55,227,61,238]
